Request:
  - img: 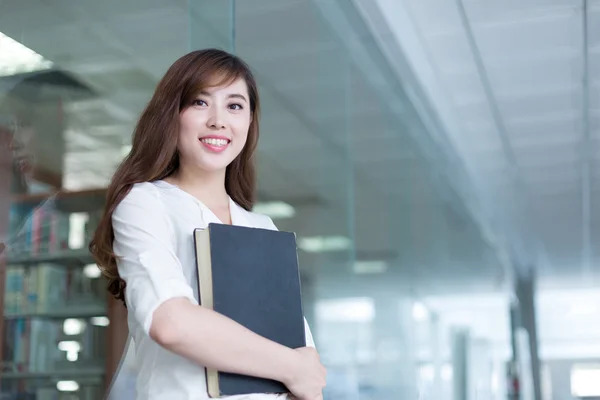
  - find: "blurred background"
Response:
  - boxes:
[1,0,599,399]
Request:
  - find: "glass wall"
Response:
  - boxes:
[0,1,553,400]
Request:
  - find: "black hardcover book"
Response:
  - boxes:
[193,223,306,398]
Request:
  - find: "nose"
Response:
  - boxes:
[207,107,226,130]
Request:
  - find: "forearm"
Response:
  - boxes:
[150,298,297,383]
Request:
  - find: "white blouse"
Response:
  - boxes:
[109,180,315,400]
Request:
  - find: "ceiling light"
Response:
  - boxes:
[68,212,88,250]
[83,263,102,279]
[66,350,79,362]
[412,302,429,322]
[63,318,85,335]
[571,364,600,397]
[58,340,81,363]
[58,340,81,352]
[91,316,110,326]
[442,364,453,381]
[297,235,352,253]
[0,32,53,77]
[353,260,388,274]
[569,302,597,316]
[57,381,79,392]
[316,297,374,322]
[419,364,435,382]
[253,201,295,219]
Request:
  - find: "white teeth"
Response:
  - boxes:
[200,138,229,146]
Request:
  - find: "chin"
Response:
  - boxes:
[180,148,240,174]
[196,160,234,173]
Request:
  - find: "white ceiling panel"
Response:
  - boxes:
[508,121,583,147]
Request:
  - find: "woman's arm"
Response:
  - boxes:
[111,183,325,398]
[151,298,326,399]
[150,297,306,385]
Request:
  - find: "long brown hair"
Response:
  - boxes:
[89,48,261,304]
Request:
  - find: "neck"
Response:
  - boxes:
[169,165,229,208]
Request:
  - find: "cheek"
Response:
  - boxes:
[179,108,204,133]
[233,119,251,142]
[177,121,197,157]
[179,119,195,139]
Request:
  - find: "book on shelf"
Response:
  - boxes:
[3,192,106,317]
[4,262,106,316]
[2,314,107,375]
[2,261,107,375]
[5,198,101,261]
[0,192,108,383]
[2,318,60,374]
[193,223,306,398]
[5,263,67,315]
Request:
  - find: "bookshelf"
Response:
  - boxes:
[0,184,128,400]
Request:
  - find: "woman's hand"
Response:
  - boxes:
[283,347,326,400]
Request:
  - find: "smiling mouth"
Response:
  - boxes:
[200,137,230,147]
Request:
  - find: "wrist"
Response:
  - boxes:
[277,347,299,386]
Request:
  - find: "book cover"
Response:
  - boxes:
[193,223,307,398]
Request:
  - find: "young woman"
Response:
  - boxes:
[90,49,326,400]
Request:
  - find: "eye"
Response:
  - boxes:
[229,103,243,111]
[192,99,207,107]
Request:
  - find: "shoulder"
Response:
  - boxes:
[119,181,163,205]
[243,208,278,231]
[114,181,166,217]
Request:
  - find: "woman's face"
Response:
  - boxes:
[177,77,252,175]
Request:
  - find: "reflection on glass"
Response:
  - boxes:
[0,10,110,397]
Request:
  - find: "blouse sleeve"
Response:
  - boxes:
[112,183,197,336]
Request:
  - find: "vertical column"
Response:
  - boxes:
[372,295,417,399]
[398,299,418,399]
[507,299,521,400]
[469,338,494,399]
[515,271,542,400]
[509,299,520,362]
[430,312,443,399]
[452,327,469,400]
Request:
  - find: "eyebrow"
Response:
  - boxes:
[198,90,248,103]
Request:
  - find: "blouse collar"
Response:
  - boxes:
[154,179,252,227]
